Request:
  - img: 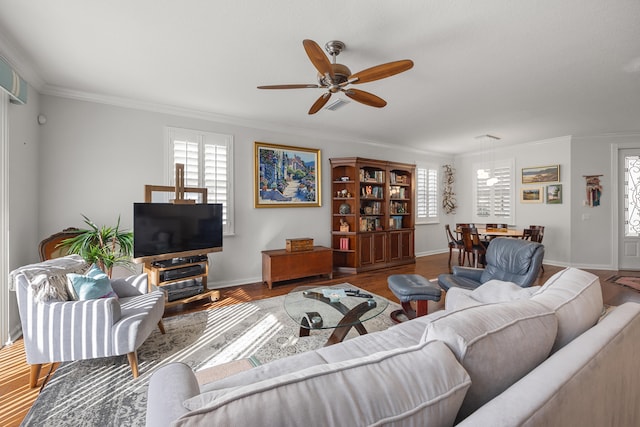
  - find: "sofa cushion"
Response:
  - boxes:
[181,341,471,427]
[201,309,450,393]
[422,299,558,422]
[445,280,540,311]
[530,267,603,352]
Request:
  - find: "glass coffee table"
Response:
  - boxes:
[284,284,389,346]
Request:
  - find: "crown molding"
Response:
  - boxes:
[39,84,443,158]
[0,33,45,91]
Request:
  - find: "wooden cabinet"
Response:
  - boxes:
[262,246,333,289]
[330,157,415,273]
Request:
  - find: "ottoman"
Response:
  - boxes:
[388,274,442,323]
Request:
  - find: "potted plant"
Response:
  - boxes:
[58,214,134,277]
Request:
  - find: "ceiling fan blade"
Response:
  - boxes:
[303,39,334,80]
[342,88,387,108]
[257,84,320,89]
[308,92,331,115]
[349,60,414,84]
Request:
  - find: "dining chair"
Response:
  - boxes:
[445,224,464,270]
[522,227,541,241]
[528,225,545,243]
[460,227,487,268]
[527,225,545,271]
[455,223,474,240]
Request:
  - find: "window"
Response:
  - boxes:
[473,159,514,224]
[416,166,439,223]
[625,155,640,237]
[168,127,234,235]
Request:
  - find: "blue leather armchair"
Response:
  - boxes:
[438,238,544,291]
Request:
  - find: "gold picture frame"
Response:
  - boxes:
[254,141,322,208]
[520,186,544,203]
[522,165,560,184]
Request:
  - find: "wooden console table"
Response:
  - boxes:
[262,246,333,289]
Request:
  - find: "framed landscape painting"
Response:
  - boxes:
[254,142,322,208]
[546,184,563,204]
[520,187,544,203]
[522,165,560,184]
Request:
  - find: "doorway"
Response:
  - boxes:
[618,149,640,270]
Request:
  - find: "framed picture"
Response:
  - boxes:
[522,165,560,184]
[520,187,544,203]
[254,142,321,208]
[546,184,563,204]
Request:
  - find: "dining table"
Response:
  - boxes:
[456,227,525,239]
[477,228,524,238]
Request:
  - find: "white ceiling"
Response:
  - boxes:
[0,0,638,154]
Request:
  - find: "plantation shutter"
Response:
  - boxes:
[416,166,438,223]
[173,140,200,188]
[203,143,228,223]
[474,160,513,223]
[493,165,511,218]
[427,168,438,218]
[169,128,234,234]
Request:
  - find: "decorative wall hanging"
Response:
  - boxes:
[584,175,603,207]
[546,184,563,204]
[442,164,457,214]
[254,142,321,208]
[522,165,560,184]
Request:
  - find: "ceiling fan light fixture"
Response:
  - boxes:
[258,39,414,114]
[325,99,350,111]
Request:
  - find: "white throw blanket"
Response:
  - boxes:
[9,254,89,302]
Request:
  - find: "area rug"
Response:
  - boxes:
[606,275,640,292]
[21,285,399,427]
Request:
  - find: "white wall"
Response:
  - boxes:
[7,86,41,340]
[452,136,572,265]
[39,95,452,287]
[571,134,640,269]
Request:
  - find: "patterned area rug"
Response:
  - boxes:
[22,285,398,426]
[606,275,640,292]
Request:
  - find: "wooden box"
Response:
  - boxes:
[286,238,314,252]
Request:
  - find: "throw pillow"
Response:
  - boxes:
[530,267,603,352]
[422,299,558,423]
[67,264,117,300]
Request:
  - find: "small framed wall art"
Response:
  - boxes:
[520,186,544,203]
[546,184,563,204]
[254,141,322,208]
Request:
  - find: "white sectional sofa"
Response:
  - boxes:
[146,268,640,426]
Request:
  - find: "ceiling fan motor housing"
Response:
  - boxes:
[318,63,351,88]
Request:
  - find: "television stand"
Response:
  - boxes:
[143,255,220,309]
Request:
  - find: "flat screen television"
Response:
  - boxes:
[133,203,223,262]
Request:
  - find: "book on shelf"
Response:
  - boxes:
[390,216,404,229]
[390,201,408,214]
[359,169,385,183]
[390,186,406,199]
[390,172,408,184]
[339,237,349,250]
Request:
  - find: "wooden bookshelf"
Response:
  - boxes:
[330,157,415,273]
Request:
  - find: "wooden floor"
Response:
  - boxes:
[1,253,637,426]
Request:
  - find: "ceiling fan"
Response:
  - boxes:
[257,39,414,115]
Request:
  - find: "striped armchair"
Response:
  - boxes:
[10,255,166,388]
